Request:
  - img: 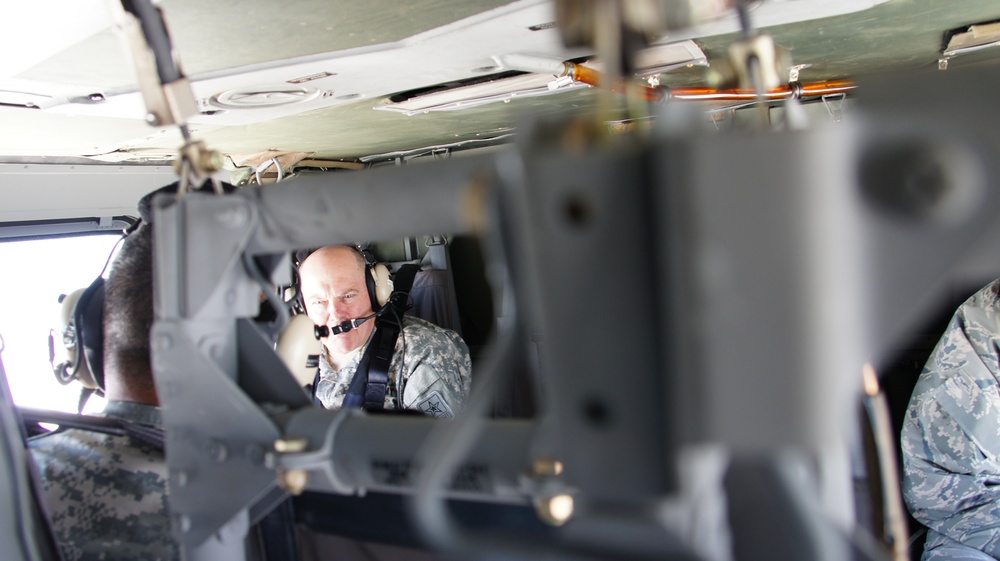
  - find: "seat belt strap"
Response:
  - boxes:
[362,263,420,409]
[19,407,165,449]
[310,366,323,407]
[362,323,395,410]
[342,327,383,409]
[341,264,421,411]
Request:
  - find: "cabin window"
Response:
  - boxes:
[0,233,122,413]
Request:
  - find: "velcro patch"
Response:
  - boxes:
[415,391,454,419]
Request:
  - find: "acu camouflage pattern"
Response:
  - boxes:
[315,315,471,417]
[28,401,176,561]
[902,279,1000,561]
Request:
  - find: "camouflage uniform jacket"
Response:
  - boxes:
[902,279,1000,560]
[315,315,471,417]
[28,400,176,561]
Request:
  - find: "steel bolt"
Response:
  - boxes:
[274,438,309,453]
[532,457,564,477]
[279,469,309,495]
[534,494,574,526]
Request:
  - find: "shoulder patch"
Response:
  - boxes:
[415,391,455,419]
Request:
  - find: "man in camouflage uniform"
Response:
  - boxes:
[901,278,1000,560]
[298,245,471,417]
[29,223,177,561]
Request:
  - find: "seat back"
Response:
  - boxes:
[276,314,320,388]
[406,268,461,333]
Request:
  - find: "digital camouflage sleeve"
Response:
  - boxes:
[901,279,1000,561]
[27,401,176,561]
[315,315,472,416]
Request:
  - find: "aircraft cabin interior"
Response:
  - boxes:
[2,1,1000,560]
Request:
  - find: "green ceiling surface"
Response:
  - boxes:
[8,0,1000,162]
[194,0,1000,160]
[697,0,1000,82]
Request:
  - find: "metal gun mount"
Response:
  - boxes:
[150,65,1000,561]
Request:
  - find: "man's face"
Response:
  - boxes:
[298,246,375,361]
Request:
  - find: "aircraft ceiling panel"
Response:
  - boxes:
[16,0,519,88]
[0,0,999,164]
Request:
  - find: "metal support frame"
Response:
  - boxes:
[108,0,197,128]
[146,65,1000,560]
[0,339,61,561]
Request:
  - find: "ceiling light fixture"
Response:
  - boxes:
[376,73,587,116]
[210,85,323,109]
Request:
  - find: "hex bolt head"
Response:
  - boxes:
[531,457,565,477]
[534,494,575,526]
[274,438,309,453]
[278,469,309,495]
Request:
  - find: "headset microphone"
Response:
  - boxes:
[313,301,393,339]
[314,314,374,338]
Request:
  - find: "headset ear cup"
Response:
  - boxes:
[50,291,83,385]
[52,278,105,391]
[76,278,105,392]
[370,263,393,307]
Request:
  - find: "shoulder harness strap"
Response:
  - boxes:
[343,264,420,410]
[20,407,165,449]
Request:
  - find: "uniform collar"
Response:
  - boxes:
[102,400,163,427]
[320,327,376,372]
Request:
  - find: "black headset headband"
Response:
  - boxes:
[75,276,107,391]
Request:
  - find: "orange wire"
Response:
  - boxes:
[567,62,855,102]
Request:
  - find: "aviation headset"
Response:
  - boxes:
[49,275,107,392]
[49,181,236,398]
[49,218,144,394]
[360,248,394,311]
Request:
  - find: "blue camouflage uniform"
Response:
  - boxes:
[28,400,176,561]
[315,315,471,417]
[902,279,1000,561]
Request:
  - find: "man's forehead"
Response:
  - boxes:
[300,251,365,291]
[300,246,364,270]
[300,274,365,297]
